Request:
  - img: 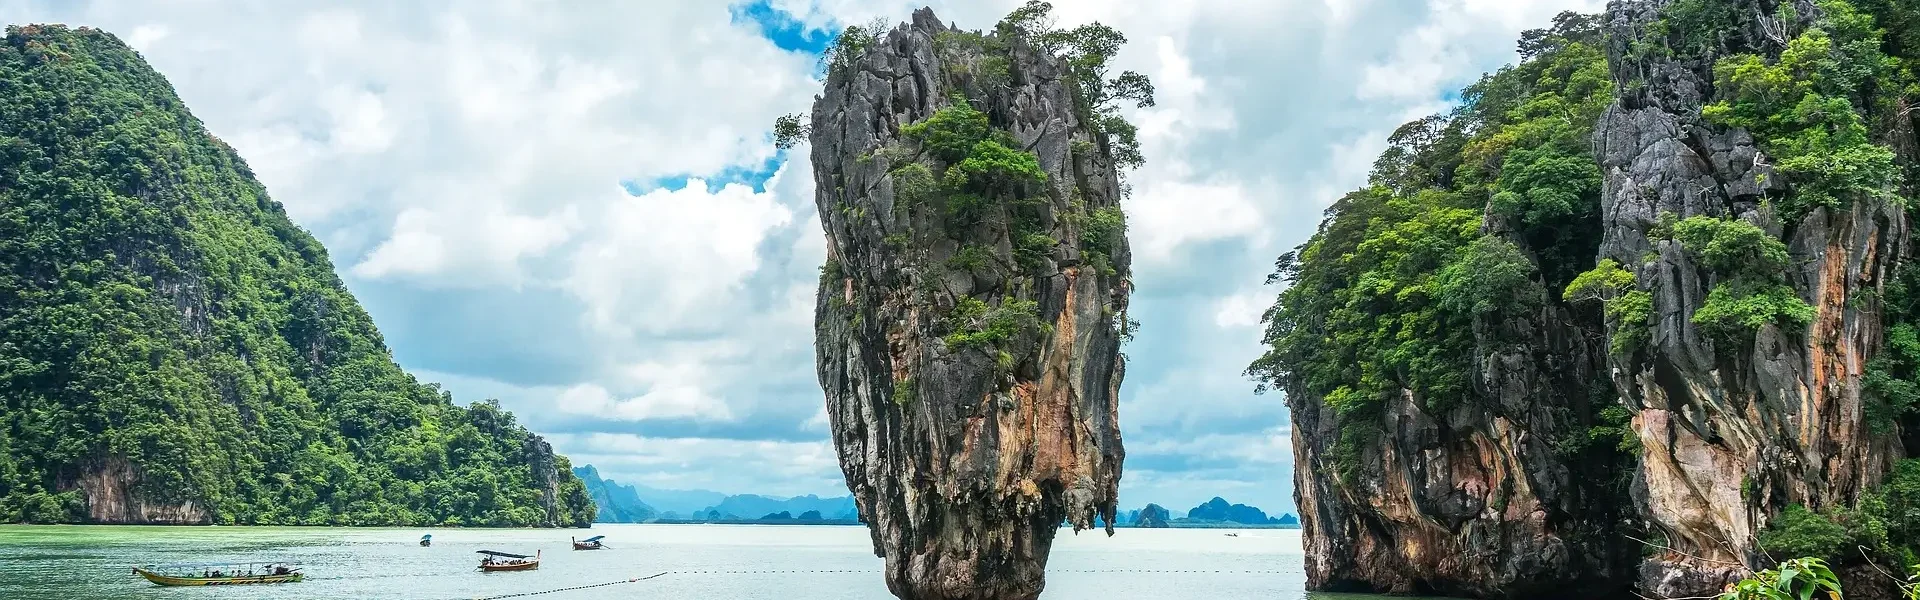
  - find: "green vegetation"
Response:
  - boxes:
[891,377,916,406]
[772,113,810,151]
[1755,460,1920,581]
[1667,216,1814,339]
[1248,14,1614,480]
[1701,0,1902,222]
[1081,206,1127,277]
[1564,259,1653,355]
[997,1,1155,169]
[1757,505,1853,559]
[944,298,1044,351]
[0,25,592,526]
[1867,265,1920,432]
[1718,557,1842,600]
[901,97,994,164]
[822,17,890,77]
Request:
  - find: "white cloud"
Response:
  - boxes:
[125,23,167,51]
[1212,292,1270,330]
[563,177,794,334]
[1359,0,1605,100]
[556,382,735,422]
[352,202,579,287]
[0,0,1603,507]
[1121,36,1261,264]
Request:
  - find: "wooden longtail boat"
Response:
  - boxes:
[478,550,539,572]
[132,562,303,586]
[572,535,605,550]
[420,534,432,547]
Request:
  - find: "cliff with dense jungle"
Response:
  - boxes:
[789,2,1144,598]
[1251,1,1920,598]
[0,25,594,527]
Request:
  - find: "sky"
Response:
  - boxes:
[1,0,1603,515]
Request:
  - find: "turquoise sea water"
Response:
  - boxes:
[0,524,1402,599]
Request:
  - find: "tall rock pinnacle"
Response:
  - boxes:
[801,5,1144,599]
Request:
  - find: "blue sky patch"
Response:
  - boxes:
[730,0,836,55]
[624,154,786,195]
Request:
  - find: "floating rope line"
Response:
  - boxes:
[468,572,668,600]
[459,568,1290,599]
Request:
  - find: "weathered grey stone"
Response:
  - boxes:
[1596,1,1911,597]
[808,9,1131,600]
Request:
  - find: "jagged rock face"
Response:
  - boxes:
[809,9,1131,600]
[72,457,209,524]
[1289,297,1630,599]
[1596,1,1911,595]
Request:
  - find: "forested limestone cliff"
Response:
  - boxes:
[1254,1,1920,598]
[0,25,594,527]
[797,4,1144,599]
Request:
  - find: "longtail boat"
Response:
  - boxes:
[572,535,605,550]
[419,534,432,547]
[132,562,303,586]
[477,550,539,572]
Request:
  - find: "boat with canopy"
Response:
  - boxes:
[419,534,432,547]
[477,550,540,572]
[572,535,606,550]
[132,562,303,586]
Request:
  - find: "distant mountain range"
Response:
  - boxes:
[572,465,858,523]
[576,465,1290,528]
[1112,497,1299,528]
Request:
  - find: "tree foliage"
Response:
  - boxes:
[1718,557,1843,600]
[1249,19,1613,478]
[1664,216,1815,339]
[1701,0,1903,222]
[997,1,1153,169]
[0,25,593,527]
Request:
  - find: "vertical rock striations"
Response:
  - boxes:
[806,7,1138,600]
[1595,0,1914,595]
[1253,13,1640,599]
[1266,1,1920,598]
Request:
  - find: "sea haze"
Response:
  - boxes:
[0,524,1407,599]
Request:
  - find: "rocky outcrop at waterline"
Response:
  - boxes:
[1595,0,1914,595]
[1256,1,1920,598]
[1255,11,1638,599]
[804,6,1144,599]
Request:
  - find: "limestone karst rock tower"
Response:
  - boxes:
[1256,1,1920,598]
[801,6,1144,599]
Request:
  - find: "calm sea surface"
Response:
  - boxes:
[0,524,1406,599]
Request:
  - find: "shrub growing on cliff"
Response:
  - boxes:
[995,1,1153,170]
[1866,265,1920,433]
[945,298,1044,351]
[1753,460,1920,580]
[1081,206,1126,276]
[1565,259,1653,355]
[1718,557,1842,600]
[1668,216,1815,339]
[822,17,890,77]
[902,96,992,163]
[1249,15,1629,490]
[1435,236,1546,320]
[1700,0,1902,222]
[1757,504,1852,561]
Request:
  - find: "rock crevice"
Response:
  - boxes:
[809,9,1132,600]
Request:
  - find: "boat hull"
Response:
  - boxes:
[479,561,539,572]
[136,569,302,586]
[572,543,602,550]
